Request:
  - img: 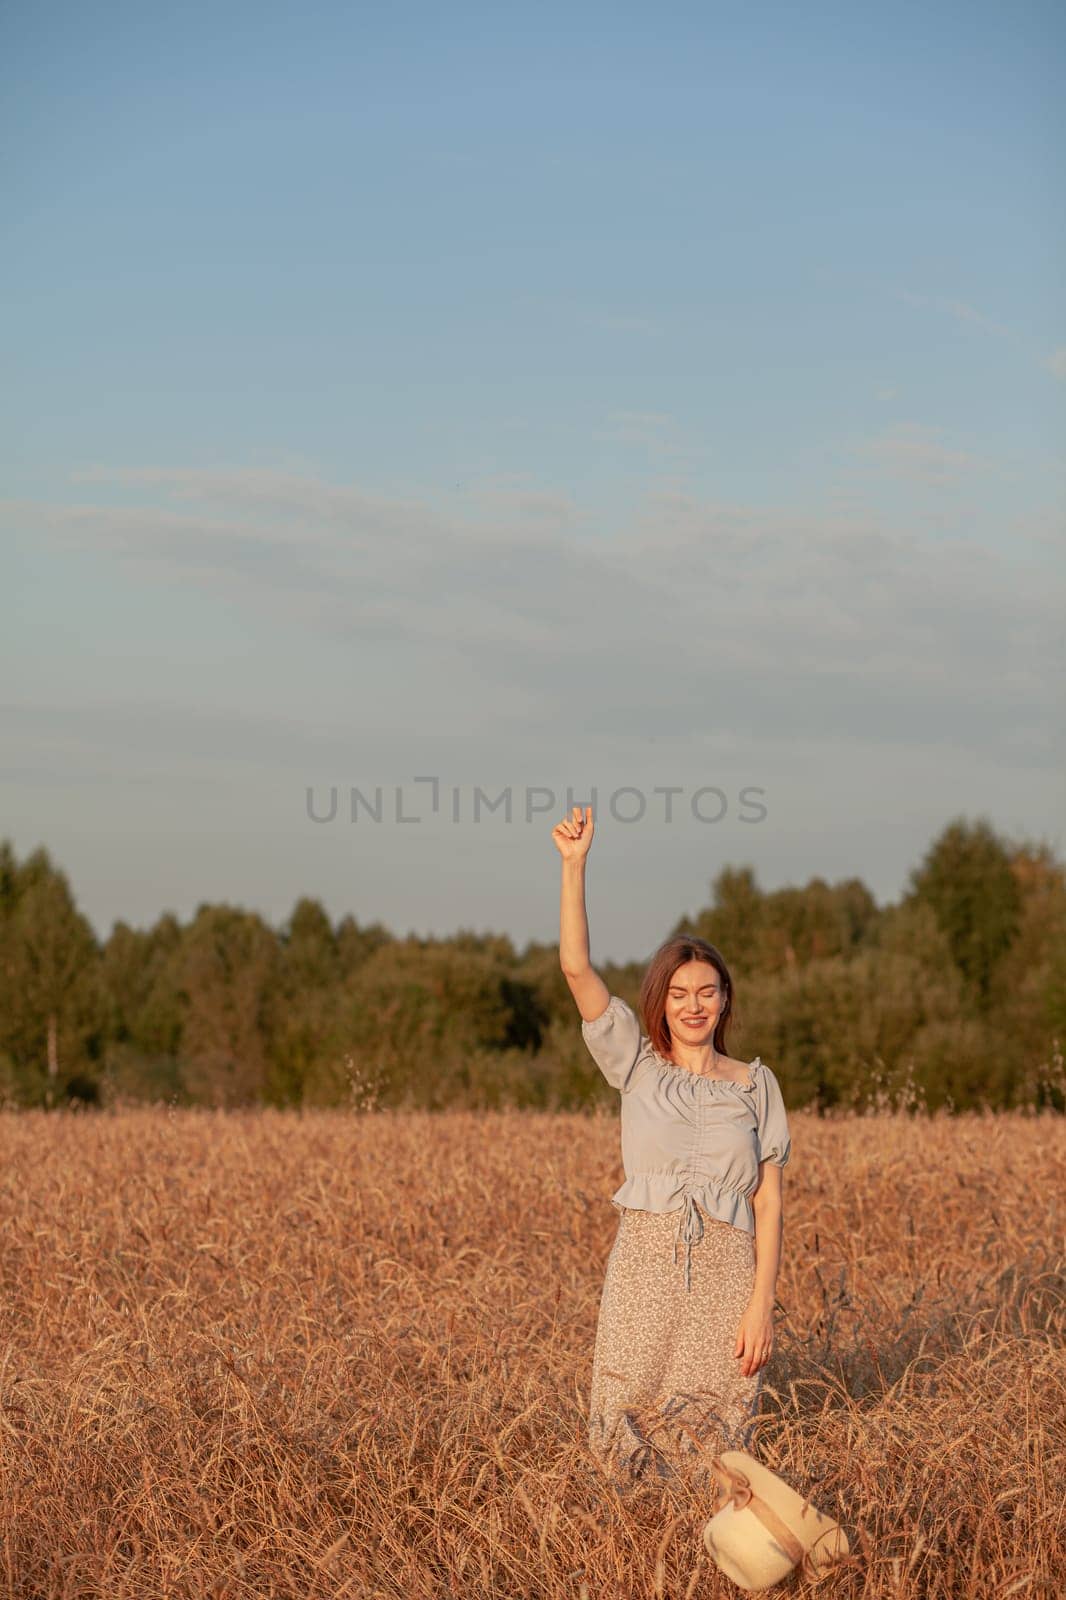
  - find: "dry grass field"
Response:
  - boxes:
[1,1106,1064,1600]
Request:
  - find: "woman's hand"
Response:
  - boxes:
[733,1299,774,1378]
[552,804,595,862]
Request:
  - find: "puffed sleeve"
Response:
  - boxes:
[755,1062,792,1166]
[581,994,643,1093]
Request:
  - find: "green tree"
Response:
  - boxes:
[985,840,1066,1106]
[263,898,344,1107]
[334,912,392,978]
[98,913,185,1103]
[100,914,185,1051]
[339,936,542,1108]
[907,816,1022,1006]
[176,905,281,1107]
[676,864,879,975]
[281,898,339,987]
[744,943,984,1111]
[678,865,766,975]
[0,844,103,1105]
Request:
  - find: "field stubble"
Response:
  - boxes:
[0,1108,1063,1600]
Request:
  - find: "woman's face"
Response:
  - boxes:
[665,959,727,1044]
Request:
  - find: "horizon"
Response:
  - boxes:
[5,808,1057,959]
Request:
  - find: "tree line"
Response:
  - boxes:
[0,816,1063,1114]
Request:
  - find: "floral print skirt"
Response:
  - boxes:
[587,1203,760,1493]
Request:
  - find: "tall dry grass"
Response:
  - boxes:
[0,1106,1063,1599]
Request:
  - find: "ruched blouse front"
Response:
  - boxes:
[581,994,792,1291]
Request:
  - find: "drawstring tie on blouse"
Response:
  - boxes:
[672,1191,704,1294]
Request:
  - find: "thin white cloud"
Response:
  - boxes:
[895,289,1014,341]
[1003,502,1066,553]
[895,287,1066,383]
[457,472,583,529]
[853,422,981,487]
[1044,347,1066,381]
[69,465,436,536]
[591,410,699,463]
[3,465,1062,776]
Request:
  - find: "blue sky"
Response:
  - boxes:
[3,1,1064,963]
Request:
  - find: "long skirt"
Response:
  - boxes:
[587,1204,760,1493]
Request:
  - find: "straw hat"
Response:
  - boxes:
[702,1451,850,1591]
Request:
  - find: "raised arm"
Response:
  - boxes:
[552,805,610,1023]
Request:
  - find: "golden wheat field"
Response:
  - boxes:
[1,1107,1063,1600]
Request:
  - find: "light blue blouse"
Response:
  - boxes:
[581,994,792,1291]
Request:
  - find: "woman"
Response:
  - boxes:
[553,804,791,1492]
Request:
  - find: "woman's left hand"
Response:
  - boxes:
[733,1301,774,1377]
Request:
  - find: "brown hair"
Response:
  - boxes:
[638,934,736,1063]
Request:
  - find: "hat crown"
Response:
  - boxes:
[702,1453,850,1590]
